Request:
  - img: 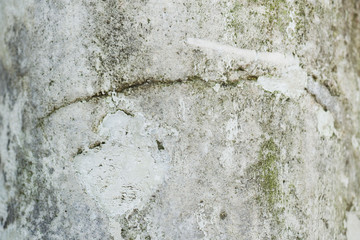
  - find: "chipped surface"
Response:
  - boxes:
[317,108,336,137]
[75,111,170,217]
[346,212,360,240]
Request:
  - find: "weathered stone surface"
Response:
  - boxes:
[0,0,360,239]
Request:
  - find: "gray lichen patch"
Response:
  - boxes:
[0,19,32,107]
[119,208,151,240]
[5,21,30,78]
[0,60,16,106]
[87,0,151,89]
[6,142,60,238]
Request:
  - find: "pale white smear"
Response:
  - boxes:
[256,66,307,99]
[187,38,299,67]
[187,38,307,99]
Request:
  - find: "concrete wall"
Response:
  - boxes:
[0,0,360,239]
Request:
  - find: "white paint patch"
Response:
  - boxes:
[352,135,359,150]
[220,146,235,173]
[178,98,187,121]
[85,84,95,95]
[317,108,335,137]
[256,66,307,98]
[212,83,221,93]
[75,111,169,217]
[340,174,349,188]
[346,212,360,240]
[225,116,239,141]
[187,38,312,99]
[187,38,299,67]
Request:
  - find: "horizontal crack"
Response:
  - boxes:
[38,76,198,120]
[37,75,256,125]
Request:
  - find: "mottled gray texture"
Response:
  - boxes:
[0,0,360,239]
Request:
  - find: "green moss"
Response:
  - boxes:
[257,138,281,208]
[288,184,296,196]
[249,137,284,224]
[227,0,290,48]
[248,0,288,26]
[227,2,244,40]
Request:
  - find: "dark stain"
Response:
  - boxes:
[89,141,101,149]
[3,199,17,229]
[21,102,36,134]
[321,218,329,229]
[48,167,55,174]
[156,140,165,151]
[0,60,16,105]
[246,75,259,81]
[77,147,84,155]
[346,201,353,211]
[236,66,246,71]
[2,169,7,183]
[220,210,227,220]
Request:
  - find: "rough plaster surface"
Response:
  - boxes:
[0,0,360,239]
